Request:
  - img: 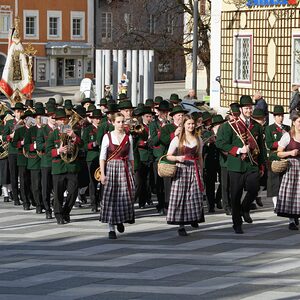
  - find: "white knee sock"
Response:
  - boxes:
[272,196,277,209]
[289,218,295,224]
[2,185,9,197]
[109,224,115,232]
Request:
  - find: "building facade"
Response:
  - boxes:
[95,0,186,82]
[0,0,94,87]
[210,1,300,115]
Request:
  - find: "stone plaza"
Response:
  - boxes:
[1,191,300,300]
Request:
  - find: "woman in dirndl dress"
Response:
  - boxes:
[166,115,204,236]
[275,112,300,230]
[99,112,135,239]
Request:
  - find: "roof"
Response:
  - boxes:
[45,42,92,49]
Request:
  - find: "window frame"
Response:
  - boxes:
[149,14,156,34]
[233,34,253,85]
[47,11,62,40]
[70,11,85,40]
[23,10,39,39]
[166,14,174,35]
[0,11,12,38]
[101,12,112,42]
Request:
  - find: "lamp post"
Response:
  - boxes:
[192,0,198,97]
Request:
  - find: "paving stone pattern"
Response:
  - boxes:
[1,194,300,300]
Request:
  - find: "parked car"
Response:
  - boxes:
[181,100,216,115]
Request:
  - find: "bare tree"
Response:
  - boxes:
[103,0,211,93]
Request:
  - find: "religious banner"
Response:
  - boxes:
[0,17,36,104]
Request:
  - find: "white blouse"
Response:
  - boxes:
[100,132,134,161]
[278,132,291,149]
[167,136,203,155]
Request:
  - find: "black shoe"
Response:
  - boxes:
[256,197,263,207]
[250,203,257,210]
[23,205,30,211]
[289,223,299,231]
[242,211,253,224]
[208,208,215,213]
[233,225,244,234]
[216,201,223,209]
[117,223,125,233]
[46,211,53,219]
[146,200,153,206]
[91,207,99,213]
[191,222,199,228]
[4,197,10,202]
[9,191,13,200]
[108,231,117,239]
[56,217,66,225]
[225,208,232,216]
[36,206,43,214]
[178,228,188,236]
[14,200,21,206]
[294,218,299,226]
[63,215,70,223]
[79,193,87,204]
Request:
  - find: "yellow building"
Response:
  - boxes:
[210,0,300,114]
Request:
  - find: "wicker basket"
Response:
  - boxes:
[158,155,177,178]
[271,159,289,174]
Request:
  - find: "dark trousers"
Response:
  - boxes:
[153,161,165,210]
[52,173,78,218]
[135,161,151,207]
[31,169,43,209]
[19,166,33,207]
[87,159,99,208]
[221,167,231,210]
[163,177,171,208]
[229,171,260,226]
[8,154,18,202]
[205,169,222,210]
[41,167,52,212]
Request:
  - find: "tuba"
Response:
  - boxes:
[0,136,9,160]
[94,167,101,181]
[59,125,79,163]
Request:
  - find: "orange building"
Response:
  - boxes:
[0,0,94,86]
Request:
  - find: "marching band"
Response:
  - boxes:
[0,93,300,239]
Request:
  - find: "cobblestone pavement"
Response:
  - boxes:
[1,192,300,300]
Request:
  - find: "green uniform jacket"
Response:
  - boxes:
[3,119,19,154]
[82,124,100,162]
[12,125,28,167]
[160,123,177,156]
[24,125,41,170]
[46,129,82,175]
[216,123,228,168]
[149,119,166,160]
[36,125,54,168]
[265,123,290,161]
[96,121,114,146]
[215,119,265,173]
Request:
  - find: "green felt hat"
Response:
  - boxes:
[169,93,182,104]
[272,105,286,115]
[90,109,102,119]
[169,105,189,117]
[53,108,67,119]
[202,111,212,122]
[252,108,265,119]
[211,114,225,126]
[118,100,134,110]
[239,95,254,107]
[12,102,26,110]
[157,100,170,111]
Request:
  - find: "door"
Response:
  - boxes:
[57,58,64,85]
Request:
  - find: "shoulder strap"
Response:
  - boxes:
[107,134,129,162]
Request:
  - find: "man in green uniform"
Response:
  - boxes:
[82,109,102,212]
[149,100,170,214]
[36,106,56,219]
[216,95,265,234]
[46,109,82,224]
[3,102,26,205]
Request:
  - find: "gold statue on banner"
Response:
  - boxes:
[12,50,23,81]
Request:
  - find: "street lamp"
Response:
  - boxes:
[192,0,198,97]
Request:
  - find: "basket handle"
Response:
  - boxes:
[158,154,169,163]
